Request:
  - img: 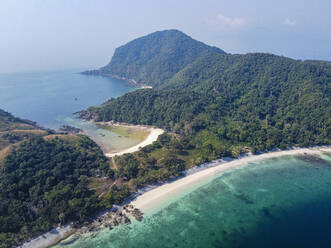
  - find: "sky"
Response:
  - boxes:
[0,0,331,73]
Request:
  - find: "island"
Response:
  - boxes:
[1,29,330,248]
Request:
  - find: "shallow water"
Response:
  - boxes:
[54,153,331,248]
[0,70,137,151]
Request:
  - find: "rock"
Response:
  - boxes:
[58,125,82,134]
[131,208,144,221]
[123,215,131,224]
[74,110,98,121]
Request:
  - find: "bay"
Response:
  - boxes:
[0,70,137,151]
[2,71,331,248]
[55,153,331,248]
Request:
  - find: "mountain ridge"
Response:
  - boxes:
[83,29,225,87]
[84,30,330,154]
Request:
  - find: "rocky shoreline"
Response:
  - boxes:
[19,117,55,134]
[58,125,83,135]
[73,109,97,121]
[63,205,143,243]
[20,146,331,248]
[21,205,144,248]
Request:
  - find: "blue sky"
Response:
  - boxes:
[0,0,330,73]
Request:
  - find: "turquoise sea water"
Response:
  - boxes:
[54,154,331,248]
[2,71,331,247]
[0,70,136,151]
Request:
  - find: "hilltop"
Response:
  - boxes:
[0,110,113,247]
[84,30,330,164]
[82,29,225,87]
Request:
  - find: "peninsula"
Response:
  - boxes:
[1,29,330,248]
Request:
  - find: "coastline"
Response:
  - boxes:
[80,71,153,89]
[20,224,75,248]
[104,126,164,157]
[20,146,331,248]
[19,123,163,248]
[131,146,331,213]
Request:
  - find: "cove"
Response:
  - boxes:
[0,70,138,152]
[54,153,331,248]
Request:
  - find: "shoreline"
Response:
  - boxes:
[104,125,164,157]
[80,71,153,89]
[74,119,165,156]
[20,224,75,248]
[20,146,331,248]
[131,146,331,213]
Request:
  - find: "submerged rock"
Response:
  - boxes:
[71,206,143,241]
[131,208,144,221]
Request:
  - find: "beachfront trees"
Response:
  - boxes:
[0,135,110,247]
[102,185,130,208]
[115,154,139,180]
[87,52,330,153]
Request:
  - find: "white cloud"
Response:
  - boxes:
[205,14,246,31]
[283,18,297,27]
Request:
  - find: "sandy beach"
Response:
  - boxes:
[20,125,164,248]
[105,127,164,157]
[131,146,331,212]
[20,146,331,248]
[20,224,75,248]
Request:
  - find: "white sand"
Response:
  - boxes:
[21,125,164,247]
[20,224,75,248]
[105,128,164,157]
[20,146,331,248]
[131,146,331,212]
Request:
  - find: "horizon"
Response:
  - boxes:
[1,0,331,73]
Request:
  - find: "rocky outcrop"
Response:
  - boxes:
[74,110,98,121]
[58,125,83,134]
[123,204,144,221]
[72,205,143,238]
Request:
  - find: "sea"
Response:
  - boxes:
[1,71,331,248]
[0,70,139,152]
[54,154,331,248]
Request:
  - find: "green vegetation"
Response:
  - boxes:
[94,29,225,87]
[0,111,184,248]
[112,133,186,189]
[0,109,41,133]
[102,185,130,208]
[0,134,114,247]
[87,35,330,165]
[0,109,49,158]
[2,30,331,247]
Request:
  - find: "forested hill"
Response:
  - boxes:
[0,113,195,247]
[84,29,225,87]
[0,109,49,154]
[0,110,114,247]
[0,109,38,132]
[86,42,330,153]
